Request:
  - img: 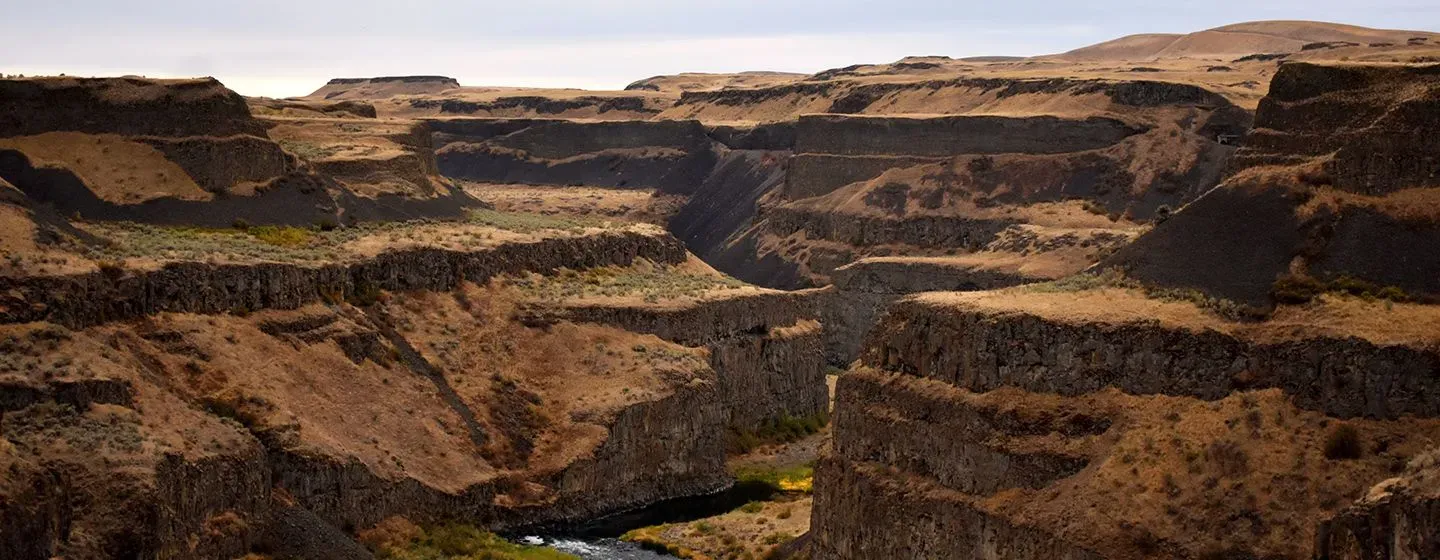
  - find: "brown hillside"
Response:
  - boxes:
[1055,20,1440,61]
[1104,62,1440,307]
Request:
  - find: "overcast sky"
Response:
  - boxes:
[3,1,1438,98]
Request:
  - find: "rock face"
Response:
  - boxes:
[0,230,762,558]
[432,118,718,194]
[307,76,462,101]
[866,294,1440,419]
[810,370,1107,560]
[734,87,1242,288]
[794,114,1145,158]
[0,77,265,138]
[1317,450,1440,560]
[0,229,687,327]
[0,77,486,228]
[1105,62,1440,306]
[549,290,829,431]
[807,62,1440,560]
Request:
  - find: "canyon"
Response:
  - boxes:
[3,18,1440,560]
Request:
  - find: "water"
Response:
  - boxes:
[512,481,778,559]
[526,537,674,559]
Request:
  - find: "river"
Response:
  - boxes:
[512,481,778,559]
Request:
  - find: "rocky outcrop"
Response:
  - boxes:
[1317,450,1440,559]
[865,295,1440,419]
[810,370,1107,560]
[307,76,461,101]
[811,458,1105,560]
[0,77,265,138]
[431,118,718,194]
[411,95,664,118]
[794,114,1145,158]
[1234,63,1440,195]
[1105,62,1440,306]
[782,153,943,201]
[549,290,829,430]
[668,149,789,273]
[0,147,339,227]
[765,206,1017,250]
[0,230,688,327]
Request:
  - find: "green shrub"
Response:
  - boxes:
[1324,424,1363,460]
[726,411,830,454]
[248,225,314,247]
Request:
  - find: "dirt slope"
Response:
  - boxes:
[1104,62,1440,307]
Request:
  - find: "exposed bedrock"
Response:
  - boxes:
[671,75,1240,117]
[137,134,294,194]
[3,357,726,559]
[410,95,663,118]
[818,255,1061,365]
[765,206,1018,249]
[0,230,688,327]
[864,298,1440,419]
[1234,63,1440,196]
[794,114,1146,158]
[1317,451,1440,560]
[811,369,1108,560]
[550,290,829,430]
[270,381,728,535]
[810,458,1105,560]
[1107,63,1440,306]
[669,149,788,266]
[0,147,341,227]
[704,121,796,151]
[0,77,266,138]
[431,118,719,194]
[783,153,944,201]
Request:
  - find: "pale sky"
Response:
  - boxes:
[3,1,1438,98]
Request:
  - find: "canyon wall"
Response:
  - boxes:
[553,290,829,430]
[866,296,1440,419]
[1106,62,1440,306]
[0,230,687,327]
[432,118,719,194]
[793,114,1144,158]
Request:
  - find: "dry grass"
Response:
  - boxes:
[920,276,1440,346]
[461,182,686,225]
[854,369,1440,560]
[68,209,644,267]
[503,260,750,305]
[383,282,713,475]
[621,495,810,560]
[0,132,211,203]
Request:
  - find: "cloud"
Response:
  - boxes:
[4,0,1438,97]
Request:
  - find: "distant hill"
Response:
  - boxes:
[306,76,461,100]
[1053,20,1440,61]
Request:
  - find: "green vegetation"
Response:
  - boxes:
[464,208,607,233]
[507,263,749,303]
[80,222,351,263]
[1029,268,1263,321]
[1324,424,1363,460]
[620,526,703,559]
[278,139,342,161]
[726,411,829,454]
[734,463,816,494]
[1272,274,1417,305]
[372,524,576,560]
[76,208,612,265]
